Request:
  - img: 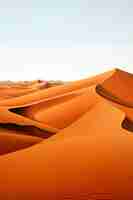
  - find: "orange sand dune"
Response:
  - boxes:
[0,127,42,155]
[0,68,133,199]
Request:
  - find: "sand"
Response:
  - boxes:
[0,68,132,199]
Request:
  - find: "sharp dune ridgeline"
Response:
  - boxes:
[0,68,133,199]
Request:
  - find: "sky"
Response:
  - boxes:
[0,0,132,80]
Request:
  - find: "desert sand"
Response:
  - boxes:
[0,68,133,199]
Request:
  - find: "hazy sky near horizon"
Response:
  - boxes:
[0,0,132,80]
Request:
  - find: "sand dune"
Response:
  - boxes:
[0,68,133,199]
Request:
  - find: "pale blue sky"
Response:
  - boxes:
[0,0,132,80]
[0,0,132,48]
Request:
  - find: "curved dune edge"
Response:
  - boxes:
[97,68,133,107]
[0,127,42,155]
[0,68,133,199]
